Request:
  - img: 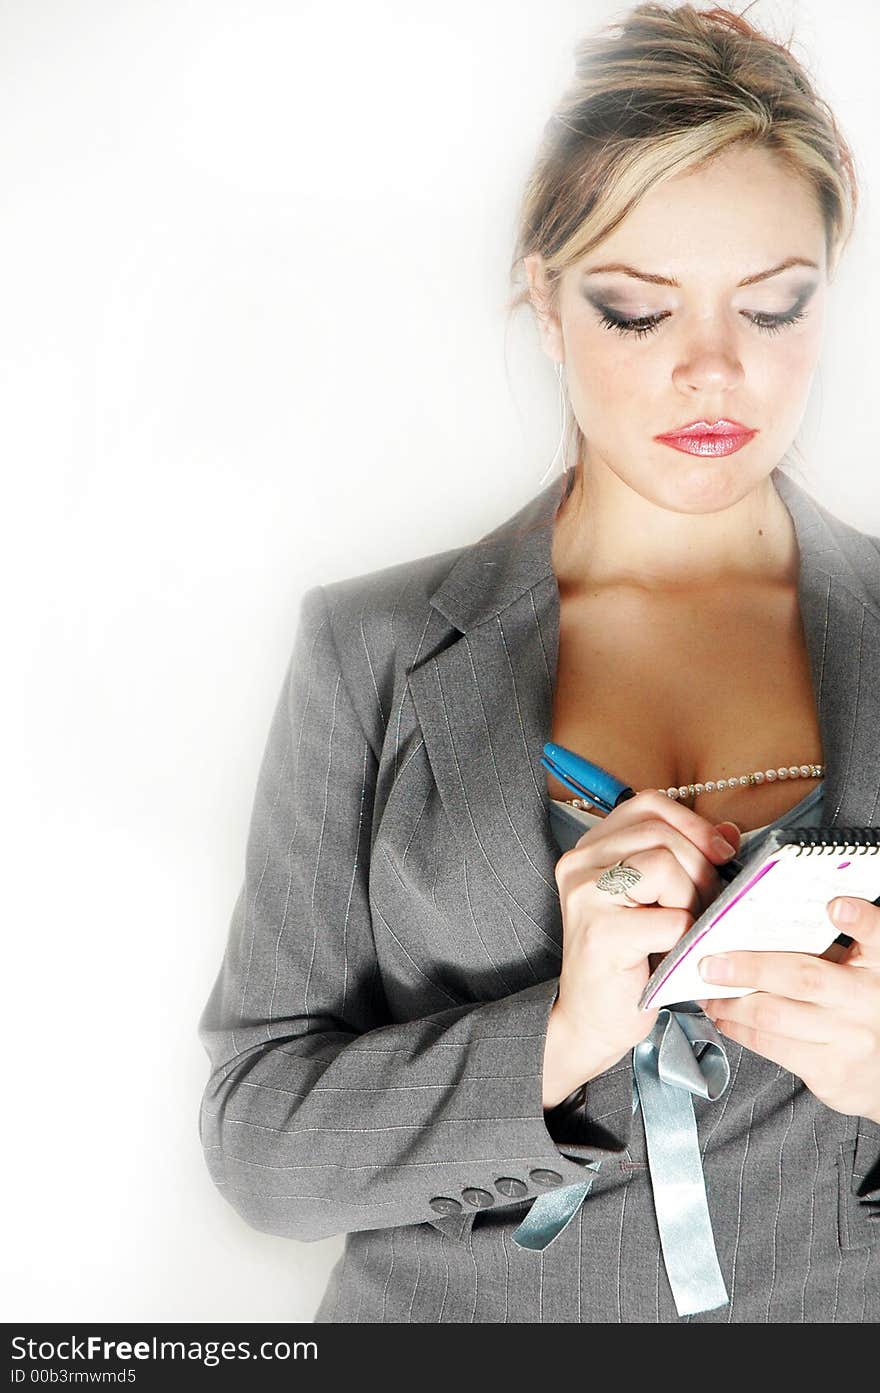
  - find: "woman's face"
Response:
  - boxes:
[526,144,829,514]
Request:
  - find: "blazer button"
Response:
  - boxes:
[495,1176,528,1199]
[529,1168,564,1188]
[461,1187,494,1208]
[429,1196,463,1215]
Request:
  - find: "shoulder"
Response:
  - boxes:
[318,542,466,663]
[811,493,880,608]
[775,467,880,609]
[828,488,880,559]
[293,542,470,758]
[313,475,565,653]
[821,505,880,580]
[293,474,565,752]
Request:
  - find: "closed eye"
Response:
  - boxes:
[593,305,810,340]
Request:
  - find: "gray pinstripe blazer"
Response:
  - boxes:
[197,465,880,1322]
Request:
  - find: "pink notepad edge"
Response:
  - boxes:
[643,858,780,1008]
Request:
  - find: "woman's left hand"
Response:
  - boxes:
[696,895,880,1125]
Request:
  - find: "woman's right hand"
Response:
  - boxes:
[542,790,742,1108]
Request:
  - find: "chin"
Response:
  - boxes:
[654,459,761,513]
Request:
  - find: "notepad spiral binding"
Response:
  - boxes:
[778,826,880,854]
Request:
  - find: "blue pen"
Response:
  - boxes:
[542,740,746,882]
[541,741,635,814]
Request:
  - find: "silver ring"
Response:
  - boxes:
[595,859,643,901]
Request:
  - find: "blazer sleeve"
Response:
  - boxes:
[196,583,632,1245]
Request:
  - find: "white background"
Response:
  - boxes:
[2,0,877,1321]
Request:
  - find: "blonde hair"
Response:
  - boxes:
[508,2,860,489]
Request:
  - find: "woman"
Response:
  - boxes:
[197,3,880,1322]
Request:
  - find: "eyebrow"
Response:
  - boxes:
[582,256,820,287]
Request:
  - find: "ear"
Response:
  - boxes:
[825,244,839,286]
[523,253,565,364]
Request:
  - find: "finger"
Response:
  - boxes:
[582,905,695,973]
[827,896,880,963]
[588,844,708,914]
[698,949,875,1013]
[571,814,729,908]
[703,990,835,1045]
[576,788,740,871]
[710,1015,827,1076]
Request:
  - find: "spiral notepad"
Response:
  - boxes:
[640,826,880,1011]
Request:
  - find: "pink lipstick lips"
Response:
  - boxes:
[654,418,758,457]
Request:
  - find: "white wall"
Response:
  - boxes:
[3,0,877,1321]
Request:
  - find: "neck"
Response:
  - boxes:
[553,453,799,592]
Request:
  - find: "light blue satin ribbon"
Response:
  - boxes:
[512,1008,731,1318]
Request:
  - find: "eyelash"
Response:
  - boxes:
[595,307,809,340]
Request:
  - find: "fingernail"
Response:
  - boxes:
[700,954,732,983]
[711,834,737,858]
[831,898,858,925]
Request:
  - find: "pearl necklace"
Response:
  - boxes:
[561,761,824,810]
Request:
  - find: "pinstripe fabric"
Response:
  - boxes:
[197,465,880,1321]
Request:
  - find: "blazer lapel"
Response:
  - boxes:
[406,476,568,948]
[773,469,880,828]
[406,468,880,949]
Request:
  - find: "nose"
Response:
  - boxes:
[672,324,745,397]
